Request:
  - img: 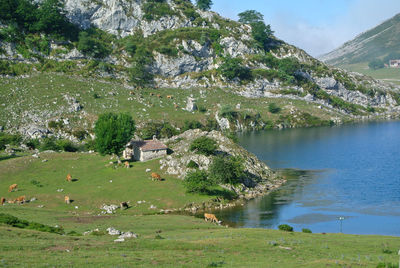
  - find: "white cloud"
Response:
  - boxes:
[256,0,400,57]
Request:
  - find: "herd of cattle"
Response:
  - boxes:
[1,171,221,225]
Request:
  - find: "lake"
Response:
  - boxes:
[215,121,400,236]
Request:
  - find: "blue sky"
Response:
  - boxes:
[210,0,400,57]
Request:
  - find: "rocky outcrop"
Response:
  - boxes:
[160,129,285,198]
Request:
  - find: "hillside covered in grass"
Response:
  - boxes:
[1,0,400,142]
[0,152,399,267]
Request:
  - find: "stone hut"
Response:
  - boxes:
[123,136,168,162]
[389,59,400,68]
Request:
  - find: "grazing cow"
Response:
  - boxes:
[167,95,173,99]
[15,196,25,204]
[174,104,179,109]
[65,196,70,204]
[8,200,15,204]
[156,94,162,98]
[120,202,129,210]
[8,184,17,192]
[124,161,130,168]
[151,172,162,181]
[150,93,155,96]
[129,91,135,95]
[1,197,5,205]
[204,213,220,224]
[66,174,72,182]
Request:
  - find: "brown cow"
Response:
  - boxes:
[8,200,15,204]
[156,94,162,98]
[174,104,179,109]
[15,196,25,204]
[124,161,130,168]
[8,184,17,192]
[204,213,219,224]
[65,196,70,204]
[129,91,135,95]
[1,197,5,205]
[66,174,72,182]
[149,93,155,96]
[151,172,162,181]
[167,95,173,99]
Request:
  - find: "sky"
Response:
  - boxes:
[210,0,400,57]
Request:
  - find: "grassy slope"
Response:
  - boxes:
[0,153,400,267]
[340,62,400,85]
[0,73,346,131]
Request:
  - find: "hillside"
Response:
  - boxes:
[0,152,399,267]
[320,13,400,66]
[0,0,400,140]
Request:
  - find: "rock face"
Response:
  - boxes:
[160,129,285,198]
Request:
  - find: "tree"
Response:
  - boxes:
[189,136,217,156]
[237,10,274,51]
[196,0,212,11]
[368,59,385,70]
[218,57,251,80]
[183,170,214,193]
[238,10,264,24]
[94,113,135,158]
[209,155,245,185]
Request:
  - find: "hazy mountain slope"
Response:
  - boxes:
[320,13,400,65]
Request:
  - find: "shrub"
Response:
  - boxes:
[39,137,60,151]
[278,224,293,232]
[209,155,244,185]
[72,129,88,141]
[302,228,312,233]
[0,213,64,234]
[25,138,40,150]
[48,120,63,129]
[56,139,78,152]
[84,138,96,151]
[141,121,179,140]
[142,0,177,21]
[368,59,385,70]
[30,180,43,187]
[186,160,199,169]
[196,0,213,11]
[0,133,22,150]
[189,136,217,156]
[77,29,112,59]
[218,57,251,80]
[182,120,203,132]
[268,103,281,114]
[183,170,214,193]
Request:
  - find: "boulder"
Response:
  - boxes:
[106,227,121,236]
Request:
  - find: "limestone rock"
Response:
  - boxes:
[106,227,121,235]
[185,97,198,112]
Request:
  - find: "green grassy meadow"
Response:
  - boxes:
[0,152,399,267]
[340,63,400,85]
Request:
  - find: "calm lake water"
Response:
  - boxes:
[215,121,400,236]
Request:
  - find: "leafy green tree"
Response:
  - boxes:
[183,170,214,193]
[268,103,281,114]
[218,57,251,80]
[238,10,274,51]
[238,10,264,24]
[209,155,245,185]
[129,46,154,87]
[368,59,385,70]
[196,0,212,11]
[94,113,135,158]
[77,30,112,58]
[189,136,217,156]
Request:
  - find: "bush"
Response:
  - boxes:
[302,228,312,233]
[368,59,385,70]
[0,133,22,150]
[183,170,214,193]
[84,138,96,151]
[278,224,293,232]
[56,139,78,152]
[142,0,177,21]
[219,105,237,120]
[77,29,112,59]
[141,121,179,140]
[209,155,244,185]
[268,103,281,113]
[25,138,40,150]
[182,120,203,132]
[189,136,217,156]
[186,160,199,169]
[0,213,64,234]
[39,137,60,151]
[218,57,251,80]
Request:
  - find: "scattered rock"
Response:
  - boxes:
[119,232,137,239]
[101,204,119,214]
[145,168,151,172]
[32,154,40,158]
[107,227,121,236]
[57,189,64,192]
[149,205,157,209]
[185,97,198,112]
[42,159,48,162]
[30,197,37,202]
[114,238,125,242]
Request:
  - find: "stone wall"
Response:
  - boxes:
[140,149,167,162]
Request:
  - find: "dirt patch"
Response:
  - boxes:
[59,215,113,224]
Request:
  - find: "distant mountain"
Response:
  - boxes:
[320,13,400,65]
